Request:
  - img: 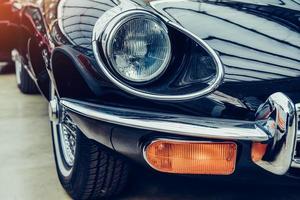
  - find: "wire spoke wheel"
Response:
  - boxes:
[59,113,77,167]
[49,82,130,199]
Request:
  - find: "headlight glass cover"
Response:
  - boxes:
[107,16,171,82]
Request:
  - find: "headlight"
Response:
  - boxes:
[104,14,171,82]
[93,10,224,101]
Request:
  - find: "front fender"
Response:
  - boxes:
[51,46,110,98]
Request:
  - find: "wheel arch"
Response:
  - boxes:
[51,46,95,99]
[27,37,51,99]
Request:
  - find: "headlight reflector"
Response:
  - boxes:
[106,15,171,82]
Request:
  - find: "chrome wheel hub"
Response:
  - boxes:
[49,98,59,123]
[49,84,77,167]
[59,114,77,166]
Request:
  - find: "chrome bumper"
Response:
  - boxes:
[59,92,299,176]
[291,103,300,168]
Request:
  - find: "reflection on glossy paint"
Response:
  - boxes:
[58,0,116,49]
[150,0,300,82]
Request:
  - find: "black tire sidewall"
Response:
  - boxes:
[49,83,130,199]
[15,56,38,94]
[51,121,98,198]
[51,121,75,181]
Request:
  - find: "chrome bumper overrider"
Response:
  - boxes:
[254,93,297,175]
[58,92,300,176]
[291,104,300,168]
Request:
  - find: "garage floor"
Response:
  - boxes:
[1,74,300,200]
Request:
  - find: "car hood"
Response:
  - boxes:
[54,0,300,115]
[148,0,300,98]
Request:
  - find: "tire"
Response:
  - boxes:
[13,50,38,94]
[49,83,130,199]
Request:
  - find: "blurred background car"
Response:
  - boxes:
[0,0,19,74]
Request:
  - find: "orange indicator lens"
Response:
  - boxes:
[145,140,237,175]
[251,142,268,162]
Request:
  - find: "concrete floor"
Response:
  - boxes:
[0,75,69,199]
[1,74,300,200]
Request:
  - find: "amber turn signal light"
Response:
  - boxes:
[144,140,237,175]
[251,142,268,162]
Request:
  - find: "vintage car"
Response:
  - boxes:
[5,0,300,199]
[0,0,20,73]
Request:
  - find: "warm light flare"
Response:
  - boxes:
[145,140,237,175]
[251,142,268,162]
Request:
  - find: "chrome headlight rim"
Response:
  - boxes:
[92,10,224,101]
[103,12,172,83]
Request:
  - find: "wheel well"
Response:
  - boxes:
[28,38,44,75]
[51,50,93,99]
[27,38,50,100]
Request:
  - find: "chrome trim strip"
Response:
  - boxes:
[291,160,300,168]
[60,98,268,141]
[92,9,225,101]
